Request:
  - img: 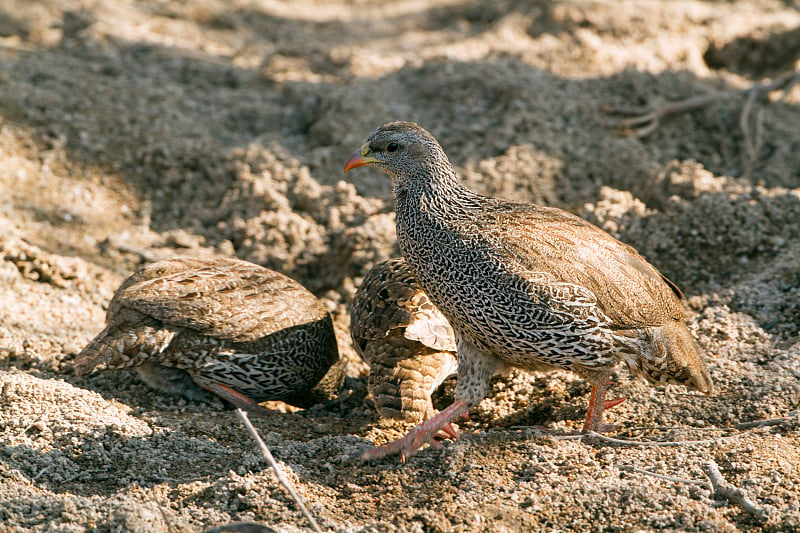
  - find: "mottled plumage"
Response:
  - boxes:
[351,258,457,422]
[75,257,340,409]
[344,121,712,460]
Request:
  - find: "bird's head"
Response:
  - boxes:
[343,122,448,186]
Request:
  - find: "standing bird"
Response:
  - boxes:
[344,121,712,460]
[351,258,458,423]
[75,257,340,410]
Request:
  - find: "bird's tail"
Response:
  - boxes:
[73,325,119,376]
[73,324,175,377]
[367,336,458,422]
[635,320,713,395]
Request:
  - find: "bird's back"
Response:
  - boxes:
[108,257,328,342]
[481,201,687,327]
[484,201,712,394]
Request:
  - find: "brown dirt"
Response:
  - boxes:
[1,1,799,531]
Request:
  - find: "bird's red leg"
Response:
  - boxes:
[581,376,624,433]
[362,400,469,462]
[201,382,269,414]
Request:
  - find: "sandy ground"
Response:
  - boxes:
[1,0,800,531]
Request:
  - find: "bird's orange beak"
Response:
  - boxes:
[343,144,380,173]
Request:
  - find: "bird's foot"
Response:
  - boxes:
[201,382,270,414]
[582,397,626,433]
[581,378,625,434]
[361,401,469,462]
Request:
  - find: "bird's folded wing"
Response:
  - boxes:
[404,295,457,352]
[485,204,687,329]
[111,259,323,342]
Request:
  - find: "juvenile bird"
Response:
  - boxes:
[351,258,457,423]
[344,121,712,460]
[75,257,340,410]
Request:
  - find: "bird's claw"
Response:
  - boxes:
[603,396,626,410]
[360,423,441,462]
[360,401,469,462]
[439,422,459,440]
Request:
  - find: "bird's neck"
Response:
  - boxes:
[394,164,479,220]
[394,164,487,279]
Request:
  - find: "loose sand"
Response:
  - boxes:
[1,1,799,531]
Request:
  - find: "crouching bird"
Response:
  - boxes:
[344,121,712,461]
[75,257,341,411]
[350,258,458,425]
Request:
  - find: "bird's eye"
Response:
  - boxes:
[386,142,400,152]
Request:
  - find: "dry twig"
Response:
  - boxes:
[734,409,800,430]
[568,431,738,447]
[236,409,323,533]
[701,459,770,521]
[549,409,797,446]
[603,91,741,138]
[604,70,800,138]
[604,70,800,177]
[621,425,729,433]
